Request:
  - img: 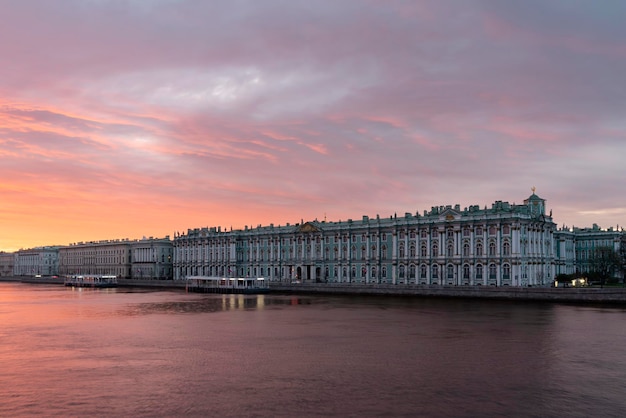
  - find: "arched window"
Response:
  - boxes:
[432,264,439,278]
[476,264,483,279]
[421,244,427,257]
[399,265,405,278]
[361,245,366,260]
[399,244,405,258]
[463,264,470,279]
[503,264,511,280]
[489,241,496,256]
[447,242,454,257]
[382,266,387,278]
[489,263,497,280]
[476,242,483,256]
[371,266,377,280]
[410,245,416,258]
[463,242,470,257]
[409,264,416,278]
[371,245,377,258]
[420,264,427,279]
[432,243,439,257]
[503,242,511,256]
[447,264,454,279]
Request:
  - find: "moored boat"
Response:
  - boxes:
[185,276,270,294]
[64,275,118,288]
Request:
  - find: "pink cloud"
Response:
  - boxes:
[1,0,625,251]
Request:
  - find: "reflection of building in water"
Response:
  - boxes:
[174,192,556,287]
[221,294,265,311]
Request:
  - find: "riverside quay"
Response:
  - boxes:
[173,192,556,287]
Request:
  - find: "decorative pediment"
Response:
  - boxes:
[296,222,322,233]
[439,208,461,222]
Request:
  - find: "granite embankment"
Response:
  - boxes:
[270,283,626,303]
[3,276,626,303]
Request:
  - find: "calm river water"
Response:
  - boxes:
[1,282,626,417]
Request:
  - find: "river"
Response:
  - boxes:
[1,282,625,417]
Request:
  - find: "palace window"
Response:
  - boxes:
[489,263,497,280]
[463,264,470,279]
[476,242,483,256]
[420,264,427,279]
[489,242,496,256]
[447,264,454,279]
[476,264,483,279]
[503,264,511,280]
[463,242,470,257]
[432,243,439,257]
[503,242,511,256]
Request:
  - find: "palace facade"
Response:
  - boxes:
[57,237,173,279]
[173,192,556,286]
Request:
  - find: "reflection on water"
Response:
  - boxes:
[1,283,626,417]
[119,294,313,316]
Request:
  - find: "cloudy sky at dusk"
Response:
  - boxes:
[1,0,625,251]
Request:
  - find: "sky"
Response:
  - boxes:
[1,0,625,251]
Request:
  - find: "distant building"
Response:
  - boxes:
[555,224,626,281]
[130,237,174,279]
[0,251,15,277]
[174,192,556,287]
[58,237,173,279]
[13,247,59,276]
[554,228,576,276]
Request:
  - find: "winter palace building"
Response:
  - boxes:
[173,192,556,286]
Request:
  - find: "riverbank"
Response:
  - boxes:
[270,282,626,303]
[3,276,626,303]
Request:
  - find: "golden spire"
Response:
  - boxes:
[531,186,536,194]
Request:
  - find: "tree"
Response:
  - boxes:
[616,238,626,286]
[588,246,620,287]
